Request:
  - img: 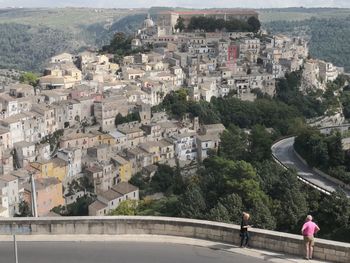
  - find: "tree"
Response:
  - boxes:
[109,200,138,215]
[15,200,32,217]
[247,16,261,33]
[249,125,273,162]
[129,172,148,191]
[294,129,329,168]
[187,16,256,32]
[102,32,135,63]
[208,202,230,222]
[326,132,344,167]
[219,125,248,161]
[115,112,140,127]
[202,157,270,209]
[175,16,185,32]
[179,185,207,219]
[150,164,175,194]
[269,169,308,232]
[19,72,38,87]
[315,191,350,241]
[219,193,244,223]
[188,101,221,124]
[64,195,94,216]
[115,113,124,127]
[249,199,276,229]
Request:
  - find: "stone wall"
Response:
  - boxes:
[0,216,349,262]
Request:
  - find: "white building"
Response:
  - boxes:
[0,175,19,217]
[57,148,82,177]
[170,132,197,161]
[318,60,339,83]
[88,182,139,216]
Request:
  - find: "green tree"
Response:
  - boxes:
[249,199,276,229]
[15,200,32,217]
[219,193,244,223]
[219,125,248,161]
[247,16,261,33]
[315,191,350,241]
[115,112,141,127]
[150,164,175,194]
[109,200,138,215]
[102,32,135,63]
[188,101,221,124]
[179,185,207,219]
[19,72,38,87]
[326,132,344,167]
[208,202,230,222]
[64,195,94,216]
[129,172,148,191]
[249,125,273,162]
[294,129,329,168]
[175,16,186,32]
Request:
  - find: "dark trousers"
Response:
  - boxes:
[240,231,250,247]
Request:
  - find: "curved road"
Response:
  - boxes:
[0,241,267,263]
[272,137,350,197]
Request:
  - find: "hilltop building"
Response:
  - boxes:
[157,9,258,35]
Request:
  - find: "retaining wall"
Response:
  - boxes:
[293,149,350,191]
[0,216,349,263]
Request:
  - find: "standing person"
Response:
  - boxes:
[301,215,320,260]
[240,212,252,248]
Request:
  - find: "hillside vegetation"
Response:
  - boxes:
[0,8,146,71]
[259,7,350,22]
[263,9,350,71]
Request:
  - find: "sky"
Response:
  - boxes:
[0,0,350,8]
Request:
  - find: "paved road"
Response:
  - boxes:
[0,241,268,263]
[272,137,350,197]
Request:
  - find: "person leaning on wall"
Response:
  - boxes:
[301,215,320,260]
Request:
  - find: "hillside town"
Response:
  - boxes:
[0,9,344,218]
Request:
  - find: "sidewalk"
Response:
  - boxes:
[0,234,329,263]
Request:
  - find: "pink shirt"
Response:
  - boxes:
[302,221,319,236]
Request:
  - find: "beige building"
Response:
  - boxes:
[117,123,145,149]
[157,9,258,35]
[88,182,139,216]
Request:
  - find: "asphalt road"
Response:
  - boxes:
[0,241,268,263]
[272,137,350,197]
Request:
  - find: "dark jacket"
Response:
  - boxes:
[240,218,249,233]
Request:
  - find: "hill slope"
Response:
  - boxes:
[0,8,146,71]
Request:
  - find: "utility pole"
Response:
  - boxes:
[13,234,18,263]
[30,173,38,218]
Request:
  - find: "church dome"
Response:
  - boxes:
[143,14,154,28]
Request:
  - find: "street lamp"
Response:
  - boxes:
[30,173,38,218]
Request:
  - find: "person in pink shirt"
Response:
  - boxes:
[301,215,320,260]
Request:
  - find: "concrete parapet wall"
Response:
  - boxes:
[0,216,349,262]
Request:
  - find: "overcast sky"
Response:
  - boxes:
[0,0,350,8]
